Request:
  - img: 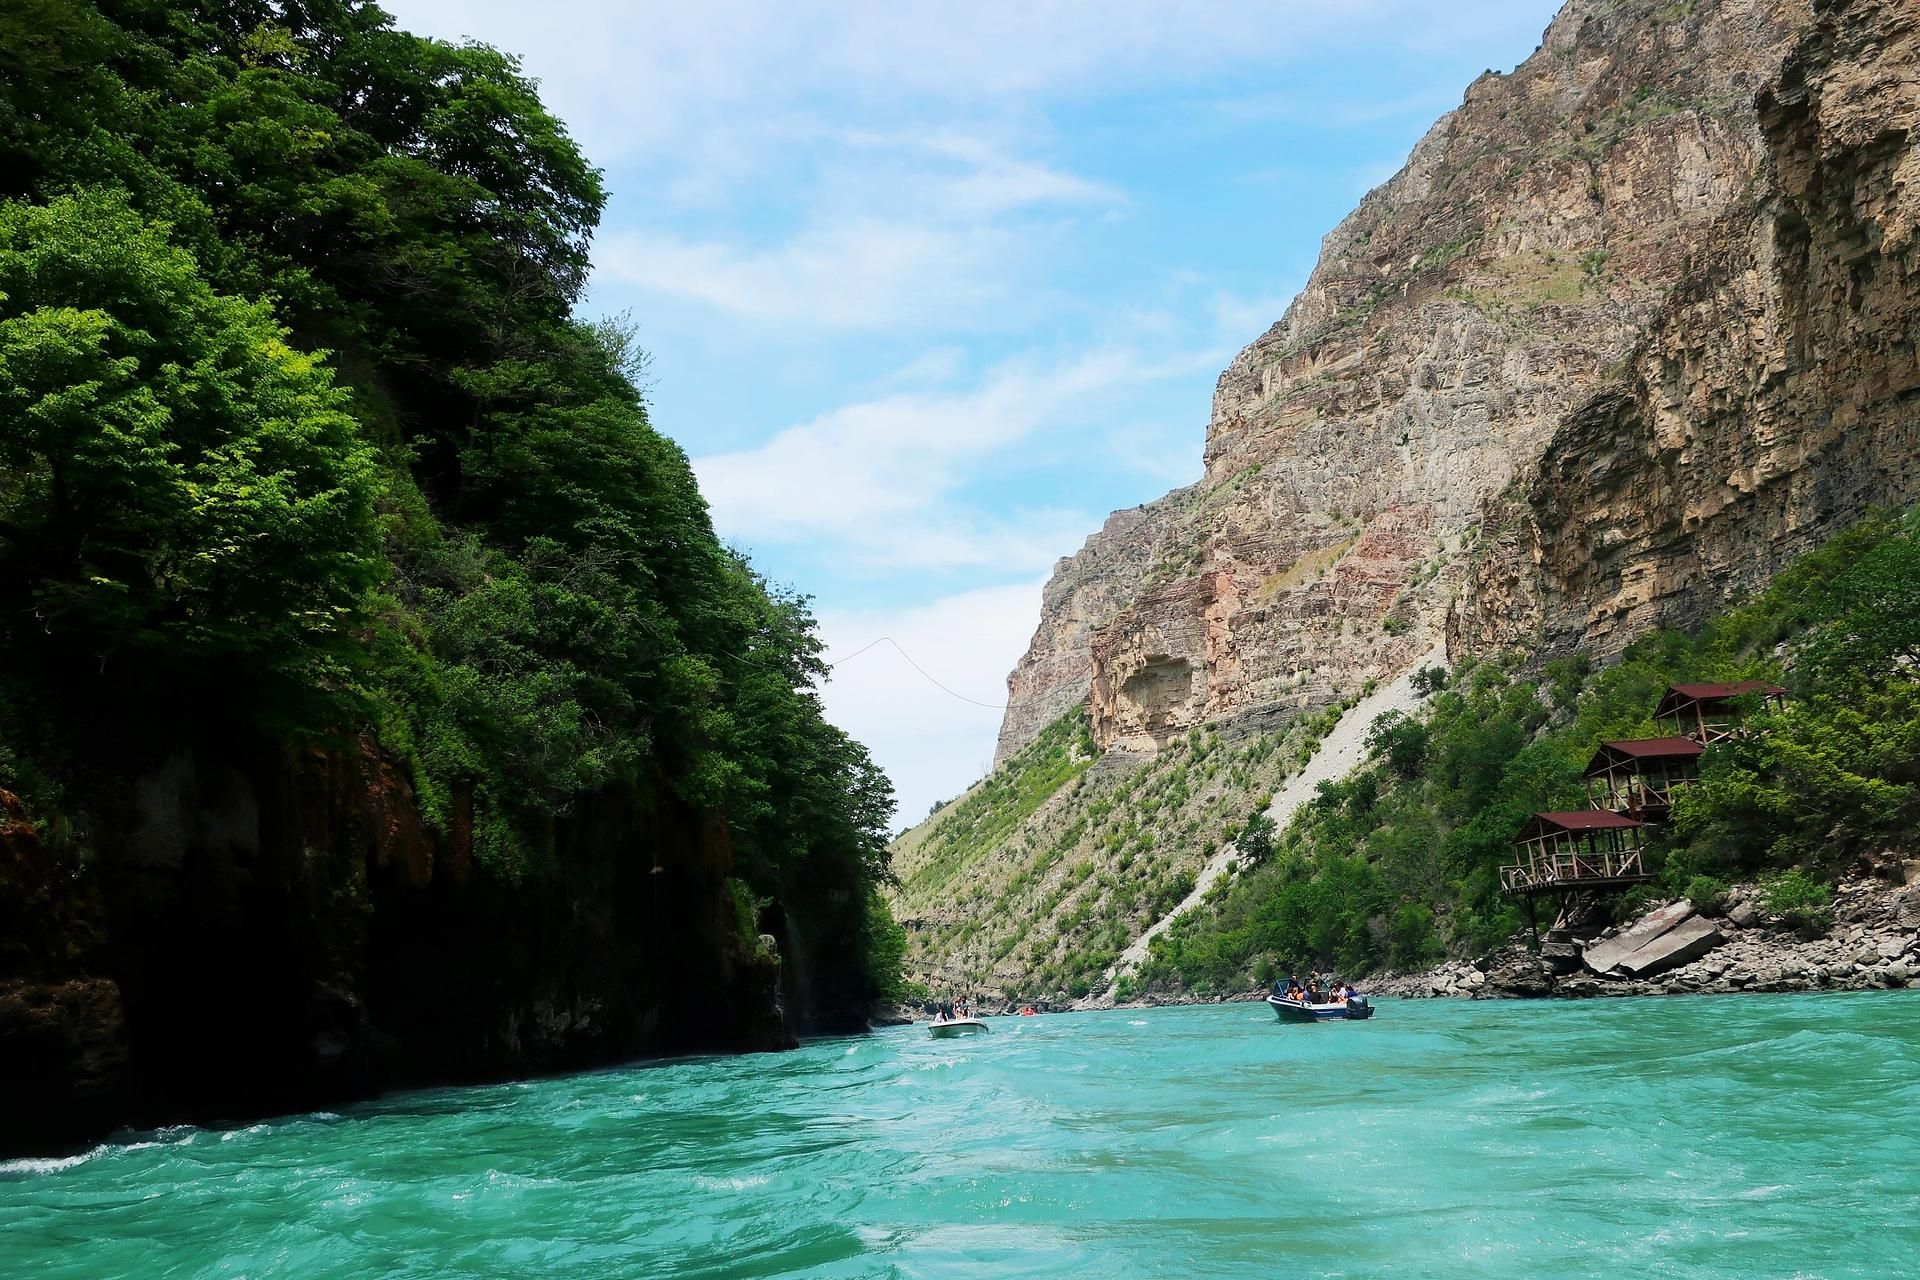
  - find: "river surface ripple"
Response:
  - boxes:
[4,992,1918,1278]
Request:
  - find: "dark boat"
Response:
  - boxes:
[1266,994,1374,1022]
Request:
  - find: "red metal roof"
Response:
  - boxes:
[1519,810,1644,838]
[1655,680,1786,716]
[1532,810,1642,829]
[1582,737,1705,778]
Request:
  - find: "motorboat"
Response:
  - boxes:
[1267,994,1374,1023]
[928,1016,990,1038]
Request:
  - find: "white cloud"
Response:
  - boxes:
[387,1,1354,161]
[597,218,1019,329]
[692,344,1220,569]
[816,580,1046,828]
[383,1,1558,192]
[592,130,1115,329]
[878,346,970,388]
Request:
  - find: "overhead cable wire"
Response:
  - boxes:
[828,636,1008,710]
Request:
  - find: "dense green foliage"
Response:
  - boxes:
[0,2,894,987]
[1142,514,1920,992]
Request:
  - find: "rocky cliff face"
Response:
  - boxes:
[1000,0,1920,762]
[1456,0,1920,654]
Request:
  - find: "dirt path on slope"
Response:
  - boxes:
[1085,642,1447,1007]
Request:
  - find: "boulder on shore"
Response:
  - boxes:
[1584,900,1696,975]
[1614,916,1725,979]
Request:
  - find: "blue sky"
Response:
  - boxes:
[385,0,1566,827]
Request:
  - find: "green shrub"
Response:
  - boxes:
[1236,811,1276,865]
[1682,875,1730,916]
[1758,869,1833,937]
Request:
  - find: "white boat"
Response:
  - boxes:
[928,1017,989,1038]
[1266,994,1374,1023]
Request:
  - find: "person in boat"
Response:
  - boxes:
[1342,983,1359,1004]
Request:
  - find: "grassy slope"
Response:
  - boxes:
[886,701,1355,1001]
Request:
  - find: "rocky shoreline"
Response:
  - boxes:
[1371,872,1920,1001]
[874,873,1920,1023]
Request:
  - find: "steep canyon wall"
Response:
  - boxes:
[1001,0,1916,762]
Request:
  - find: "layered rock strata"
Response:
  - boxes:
[1001,0,1920,761]
[1457,0,1920,655]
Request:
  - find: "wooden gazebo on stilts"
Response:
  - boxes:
[1500,811,1651,896]
[1500,810,1652,946]
[1653,681,1786,744]
[1498,679,1786,952]
[1583,737,1703,821]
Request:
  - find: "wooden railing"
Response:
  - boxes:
[1659,715,1758,745]
[1500,847,1651,894]
[1613,776,1690,814]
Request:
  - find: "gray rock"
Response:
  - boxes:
[1541,941,1582,975]
[1898,889,1920,929]
[1616,918,1725,979]
[1585,900,1697,975]
[1726,901,1760,929]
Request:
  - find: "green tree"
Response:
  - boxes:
[1236,810,1276,865]
[0,191,380,714]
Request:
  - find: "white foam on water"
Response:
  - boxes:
[0,1127,202,1177]
[695,1173,770,1192]
[220,1124,270,1142]
[0,1150,99,1176]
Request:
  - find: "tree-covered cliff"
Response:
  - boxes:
[0,0,896,1155]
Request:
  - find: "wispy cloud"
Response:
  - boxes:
[594,130,1116,330]
[817,579,1047,827]
[693,343,1223,570]
[597,219,1020,329]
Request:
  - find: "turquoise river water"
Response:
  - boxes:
[4,993,1918,1278]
